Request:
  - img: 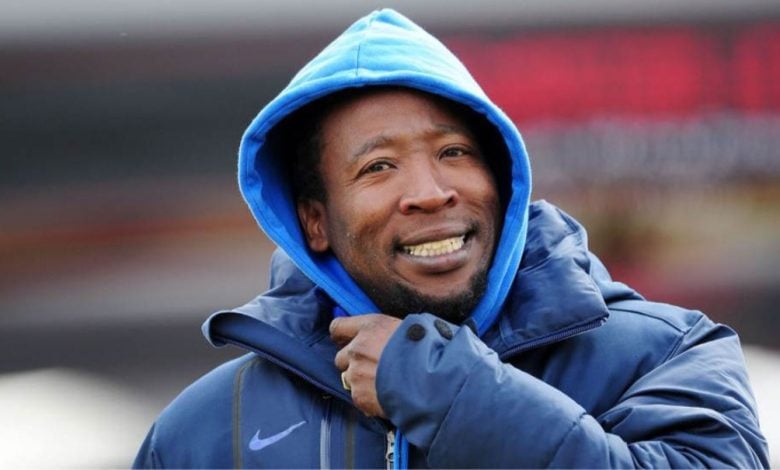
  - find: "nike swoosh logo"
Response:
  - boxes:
[248,420,307,452]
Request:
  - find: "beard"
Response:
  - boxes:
[353,266,489,324]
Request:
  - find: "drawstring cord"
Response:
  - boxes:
[394,431,409,470]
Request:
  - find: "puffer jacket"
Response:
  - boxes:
[134,8,767,468]
[133,202,768,468]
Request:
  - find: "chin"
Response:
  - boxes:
[366,269,489,324]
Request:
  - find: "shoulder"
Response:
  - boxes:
[139,350,326,468]
[592,298,733,374]
[607,299,709,334]
[158,353,255,426]
[599,298,747,388]
[601,298,742,362]
[530,299,734,416]
[590,301,765,467]
[601,299,713,354]
[139,354,259,468]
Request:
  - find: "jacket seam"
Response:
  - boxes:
[555,205,585,245]
[518,206,581,272]
[663,314,706,362]
[566,222,585,247]
[354,14,377,78]
[608,305,688,333]
[149,429,164,468]
[608,304,702,369]
[232,356,259,469]
[546,412,586,467]
[152,447,163,468]
[354,39,362,78]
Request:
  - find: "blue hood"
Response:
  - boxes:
[238,9,532,334]
[205,201,642,353]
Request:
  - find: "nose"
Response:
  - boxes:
[398,165,459,214]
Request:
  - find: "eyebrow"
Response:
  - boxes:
[350,124,471,161]
[352,135,393,161]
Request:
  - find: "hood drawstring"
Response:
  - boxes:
[394,431,409,470]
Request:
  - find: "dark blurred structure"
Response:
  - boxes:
[1,2,778,465]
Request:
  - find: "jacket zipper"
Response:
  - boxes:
[320,394,333,469]
[498,317,606,361]
[218,314,604,469]
[385,429,395,470]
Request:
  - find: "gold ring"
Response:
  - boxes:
[341,372,351,391]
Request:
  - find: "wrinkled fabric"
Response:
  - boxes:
[236,8,531,335]
[134,203,768,468]
[134,8,767,469]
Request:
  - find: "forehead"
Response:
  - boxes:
[318,88,473,146]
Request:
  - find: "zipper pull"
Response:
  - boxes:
[385,429,395,470]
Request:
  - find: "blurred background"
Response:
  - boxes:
[1,0,778,466]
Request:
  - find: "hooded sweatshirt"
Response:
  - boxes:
[237,8,531,336]
[134,9,768,469]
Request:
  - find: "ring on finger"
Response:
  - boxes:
[341,371,351,391]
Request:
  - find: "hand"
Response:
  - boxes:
[331,314,401,417]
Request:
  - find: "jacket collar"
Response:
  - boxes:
[203,201,642,379]
[483,201,619,357]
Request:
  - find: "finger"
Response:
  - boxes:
[329,315,375,345]
[334,344,350,371]
[345,364,385,418]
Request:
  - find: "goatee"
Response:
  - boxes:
[356,267,489,324]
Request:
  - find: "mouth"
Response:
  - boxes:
[393,223,483,278]
[401,234,466,257]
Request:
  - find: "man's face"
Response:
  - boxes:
[297,89,500,322]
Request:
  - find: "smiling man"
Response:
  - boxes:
[134,9,767,469]
[296,88,500,325]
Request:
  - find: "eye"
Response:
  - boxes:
[440,145,472,159]
[360,160,393,176]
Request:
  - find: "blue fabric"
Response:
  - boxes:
[237,8,531,335]
[235,10,532,464]
[133,8,767,469]
[134,202,767,468]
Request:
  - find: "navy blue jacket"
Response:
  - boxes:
[135,9,767,468]
[134,202,767,468]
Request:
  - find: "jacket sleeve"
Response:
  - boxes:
[133,424,163,469]
[376,313,768,468]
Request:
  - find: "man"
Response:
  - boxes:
[134,9,768,468]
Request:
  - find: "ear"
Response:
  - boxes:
[296,198,330,252]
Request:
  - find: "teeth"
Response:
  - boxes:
[402,235,465,257]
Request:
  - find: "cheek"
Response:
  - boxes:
[326,189,395,252]
[460,166,500,208]
[460,167,502,244]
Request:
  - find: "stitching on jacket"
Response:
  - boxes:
[662,314,705,362]
[232,357,260,469]
[554,206,584,245]
[354,38,363,78]
[344,406,357,469]
[151,446,163,468]
[149,426,164,468]
[608,303,705,363]
[608,302,702,372]
[609,304,688,333]
[354,13,378,78]
[546,412,587,467]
